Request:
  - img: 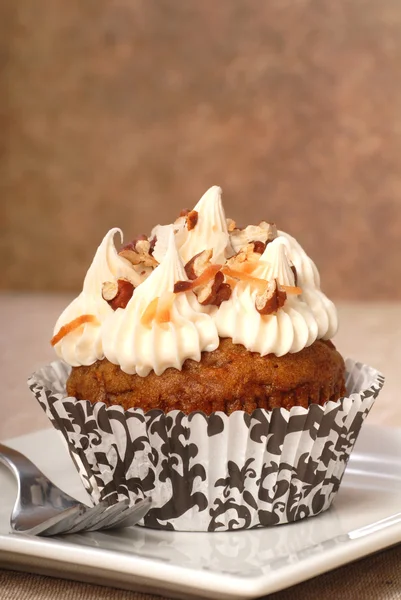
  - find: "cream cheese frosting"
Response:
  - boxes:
[214,238,320,356]
[102,230,219,376]
[52,187,338,374]
[53,228,141,366]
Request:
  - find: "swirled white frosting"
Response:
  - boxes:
[53,187,338,374]
[214,238,322,356]
[178,186,233,264]
[53,228,141,366]
[277,231,338,341]
[102,231,219,376]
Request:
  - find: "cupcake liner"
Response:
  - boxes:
[28,359,384,532]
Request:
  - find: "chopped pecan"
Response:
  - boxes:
[184,249,213,280]
[255,279,287,315]
[194,271,232,307]
[121,234,147,252]
[230,222,278,253]
[226,243,261,272]
[253,241,266,254]
[215,281,232,305]
[119,236,158,268]
[187,210,199,231]
[174,280,193,293]
[291,265,298,287]
[149,235,157,255]
[174,264,222,294]
[51,315,98,346]
[102,279,134,310]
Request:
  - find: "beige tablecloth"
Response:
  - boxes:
[0,295,400,599]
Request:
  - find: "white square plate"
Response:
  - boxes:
[0,425,400,600]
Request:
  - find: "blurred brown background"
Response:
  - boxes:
[1,0,401,299]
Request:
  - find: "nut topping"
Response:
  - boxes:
[186,210,199,231]
[184,249,213,280]
[255,279,287,315]
[149,235,157,255]
[230,222,278,253]
[102,279,134,310]
[291,265,298,287]
[102,280,119,301]
[253,241,266,254]
[226,243,262,273]
[194,270,232,307]
[174,264,222,294]
[119,236,158,269]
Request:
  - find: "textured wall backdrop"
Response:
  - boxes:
[1,0,401,298]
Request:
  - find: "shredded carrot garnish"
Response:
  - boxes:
[238,261,258,274]
[140,297,159,327]
[281,285,302,295]
[155,292,175,324]
[221,267,268,292]
[51,315,98,346]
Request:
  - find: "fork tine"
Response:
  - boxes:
[103,496,152,530]
[26,506,82,537]
[85,499,129,532]
[57,501,111,535]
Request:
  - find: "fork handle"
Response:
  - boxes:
[0,443,45,483]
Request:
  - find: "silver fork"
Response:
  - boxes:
[0,443,151,536]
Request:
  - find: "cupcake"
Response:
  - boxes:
[29,186,384,531]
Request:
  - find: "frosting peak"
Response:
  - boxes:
[135,229,186,300]
[256,237,296,287]
[178,186,233,264]
[53,228,140,366]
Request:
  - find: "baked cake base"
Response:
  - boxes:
[66,338,346,414]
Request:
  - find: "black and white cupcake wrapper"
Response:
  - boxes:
[28,359,384,532]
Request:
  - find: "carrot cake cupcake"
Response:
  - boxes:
[29,186,384,531]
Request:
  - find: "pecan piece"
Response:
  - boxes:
[253,240,266,254]
[184,249,213,280]
[291,265,298,287]
[121,234,148,253]
[102,279,134,310]
[149,235,157,255]
[187,210,199,231]
[195,271,232,307]
[230,222,278,253]
[173,264,222,294]
[226,243,261,272]
[255,279,287,315]
[119,236,158,268]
